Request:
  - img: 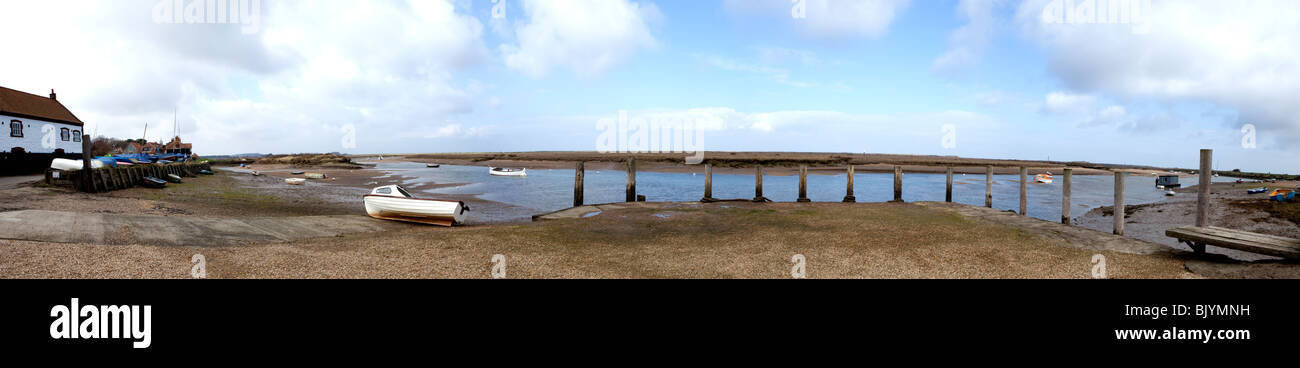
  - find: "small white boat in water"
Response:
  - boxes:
[285,178,306,185]
[489,167,526,177]
[363,185,468,226]
[1034,172,1054,184]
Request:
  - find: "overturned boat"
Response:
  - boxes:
[363,185,469,226]
[489,167,526,177]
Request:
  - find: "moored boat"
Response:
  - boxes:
[305,173,327,179]
[426,163,440,168]
[363,185,469,226]
[1247,187,1268,194]
[489,167,526,177]
[165,174,183,183]
[1033,172,1053,184]
[285,178,306,185]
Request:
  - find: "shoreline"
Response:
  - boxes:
[1077,181,1300,263]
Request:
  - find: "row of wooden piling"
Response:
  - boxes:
[45,162,211,193]
[43,134,211,193]
[573,158,1140,235]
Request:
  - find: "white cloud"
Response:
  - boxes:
[701,55,815,88]
[1015,0,1300,148]
[0,0,491,155]
[933,0,1002,74]
[1041,91,1096,114]
[501,0,660,78]
[725,0,912,40]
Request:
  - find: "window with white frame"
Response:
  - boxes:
[9,120,21,137]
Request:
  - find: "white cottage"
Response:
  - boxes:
[1,86,85,173]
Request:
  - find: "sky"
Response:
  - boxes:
[1,0,1297,173]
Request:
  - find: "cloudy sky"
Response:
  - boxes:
[1,0,1297,173]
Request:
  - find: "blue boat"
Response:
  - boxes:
[1247,187,1268,194]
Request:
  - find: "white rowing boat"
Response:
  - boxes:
[50,158,103,171]
[285,178,306,185]
[363,185,468,226]
[489,167,526,177]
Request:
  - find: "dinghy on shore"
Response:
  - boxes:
[363,185,469,226]
[489,167,526,177]
[50,158,103,171]
[285,178,306,185]
[141,177,167,189]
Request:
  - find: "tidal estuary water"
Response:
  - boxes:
[369,161,1228,223]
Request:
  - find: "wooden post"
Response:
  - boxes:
[703,163,713,201]
[985,165,993,208]
[80,134,92,192]
[1114,171,1125,236]
[1061,168,1073,225]
[573,161,584,207]
[109,168,120,190]
[95,170,106,192]
[1197,149,1212,227]
[625,158,636,203]
[797,164,810,202]
[1019,167,1028,216]
[753,165,765,202]
[892,166,902,202]
[945,167,953,203]
[842,165,856,203]
[44,169,53,185]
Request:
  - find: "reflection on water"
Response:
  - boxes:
[369,161,1225,223]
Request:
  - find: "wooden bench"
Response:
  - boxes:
[1166,226,1300,259]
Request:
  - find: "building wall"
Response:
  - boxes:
[2,113,84,154]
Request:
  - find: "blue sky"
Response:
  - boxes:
[2,0,1297,172]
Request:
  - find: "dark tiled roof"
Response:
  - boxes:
[0,86,85,126]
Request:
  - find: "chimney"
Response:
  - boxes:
[49,89,56,100]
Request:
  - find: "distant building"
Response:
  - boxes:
[1,86,85,172]
[163,136,192,155]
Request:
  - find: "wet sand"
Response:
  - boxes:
[1077,181,1300,275]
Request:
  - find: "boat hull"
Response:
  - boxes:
[489,167,526,177]
[364,195,468,226]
